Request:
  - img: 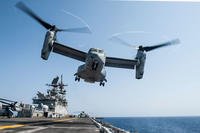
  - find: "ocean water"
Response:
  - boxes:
[101,117,200,133]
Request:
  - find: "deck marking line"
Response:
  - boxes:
[0,118,76,130]
[0,124,25,130]
[53,118,76,122]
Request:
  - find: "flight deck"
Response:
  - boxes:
[0,117,100,133]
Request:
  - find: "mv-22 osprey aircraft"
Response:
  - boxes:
[16,2,179,86]
[0,98,22,118]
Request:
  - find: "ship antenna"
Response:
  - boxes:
[61,74,63,85]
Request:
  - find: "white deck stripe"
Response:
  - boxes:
[17,126,48,133]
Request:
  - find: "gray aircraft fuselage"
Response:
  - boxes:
[75,48,106,83]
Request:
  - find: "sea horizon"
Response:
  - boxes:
[101,116,200,133]
[97,115,200,118]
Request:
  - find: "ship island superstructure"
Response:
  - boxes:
[17,75,68,118]
[32,75,68,118]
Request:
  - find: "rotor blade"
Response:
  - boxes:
[58,27,92,34]
[0,98,15,103]
[0,100,11,105]
[16,2,52,30]
[143,39,180,52]
[62,10,92,33]
[109,36,137,49]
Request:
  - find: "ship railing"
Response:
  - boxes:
[89,117,112,133]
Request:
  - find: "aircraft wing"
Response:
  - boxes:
[53,42,87,62]
[105,57,138,69]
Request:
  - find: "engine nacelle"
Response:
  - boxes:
[41,31,56,60]
[135,50,146,79]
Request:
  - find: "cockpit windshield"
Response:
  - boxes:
[89,48,104,53]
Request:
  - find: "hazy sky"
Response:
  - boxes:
[1,0,200,117]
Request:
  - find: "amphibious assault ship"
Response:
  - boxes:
[32,75,68,118]
[0,76,130,132]
[17,75,68,118]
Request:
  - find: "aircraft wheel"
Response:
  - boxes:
[75,76,80,82]
[102,82,105,86]
[100,82,105,86]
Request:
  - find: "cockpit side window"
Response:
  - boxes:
[98,50,103,53]
[89,48,97,52]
